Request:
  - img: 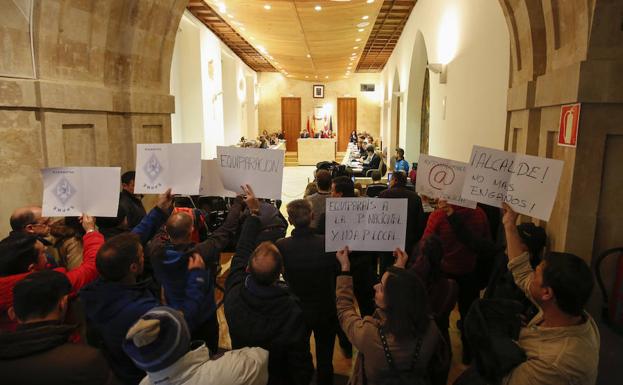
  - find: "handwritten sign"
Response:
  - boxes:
[216,146,285,200]
[415,154,477,209]
[42,167,120,217]
[199,159,236,197]
[325,198,408,252]
[461,146,564,221]
[134,143,201,195]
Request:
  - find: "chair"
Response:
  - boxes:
[365,151,387,177]
[365,184,387,197]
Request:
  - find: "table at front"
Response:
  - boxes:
[297,138,336,165]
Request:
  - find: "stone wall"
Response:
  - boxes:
[0,0,186,236]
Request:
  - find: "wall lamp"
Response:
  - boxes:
[427,63,447,84]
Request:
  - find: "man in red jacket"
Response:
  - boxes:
[0,214,102,332]
[420,203,490,364]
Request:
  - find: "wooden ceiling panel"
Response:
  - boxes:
[187,0,415,78]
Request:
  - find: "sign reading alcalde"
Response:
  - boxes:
[461,146,564,221]
[325,198,408,252]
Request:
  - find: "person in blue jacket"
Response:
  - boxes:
[80,189,210,385]
[394,147,410,174]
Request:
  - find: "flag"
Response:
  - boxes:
[306,116,310,135]
[329,116,333,134]
[311,116,316,137]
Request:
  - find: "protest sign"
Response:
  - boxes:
[199,159,236,197]
[216,146,285,200]
[134,143,201,195]
[415,154,477,209]
[42,167,120,217]
[325,198,408,252]
[461,146,564,221]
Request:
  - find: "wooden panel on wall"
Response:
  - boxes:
[337,97,357,152]
[281,97,301,152]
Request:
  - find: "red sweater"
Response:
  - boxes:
[0,231,104,331]
[421,206,490,276]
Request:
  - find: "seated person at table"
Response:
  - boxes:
[394,148,410,174]
[361,145,381,175]
[300,130,310,138]
[365,171,387,197]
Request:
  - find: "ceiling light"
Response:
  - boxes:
[315,75,318,79]
[218,3,227,13]
[356,38,361,42]
[306,54,311,58]
[264,4,271,10]
[305,76,309,78]
[367,0,375,3]
[325,76,329,79]
[351,53,357,56]
[353,46,359,49]
[227,14,234,18]
[257,45,267,54]
[314,5,322,11]
[240,27,246,31]
[357,22,369,28]
[362,15,369,20]
[358,28,364,32]
[350,57,355,61]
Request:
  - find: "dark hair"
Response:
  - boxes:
[366,144,375,153]
[121,171,136,185]
[383,267,429,338]
[96,233,141,281]
[392,170,407,187]
[332,176,355,197]
[249,241,283,286]
[286,199,312,228]
[541,252,593,316]
[50,216,85,240]
[0,233,40,276]
[12,270,71,321]
[371,170,382,182]
[395,148,405,158]
[10,210,36,232]
[316,169,332,191]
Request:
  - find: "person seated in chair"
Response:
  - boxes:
[365,171,387,197]
[361,145,380,176]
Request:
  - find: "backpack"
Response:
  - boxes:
[377,326,430,385]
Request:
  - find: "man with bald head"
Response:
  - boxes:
[9,206,51,237]
[146,196,245,355]
[225,185,313,385]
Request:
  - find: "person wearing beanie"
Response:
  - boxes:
[123,307,268,385]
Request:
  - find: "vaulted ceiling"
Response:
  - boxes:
[187,0,416,80]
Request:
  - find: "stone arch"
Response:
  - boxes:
[403,30,429,163]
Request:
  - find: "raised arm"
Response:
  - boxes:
[65,214,102,294]
[178,253,211,331]
[196,196,244,256]
[502,204,534,299]
[131,188,172,245]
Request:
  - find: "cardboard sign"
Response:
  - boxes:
[134,143,201,195]
[42,167,120,217]
[461,146,564,221]
[558,103,580,147]
[415,154,477,209]
[199,159,236,197]
[216,146,285,200]
[325,198,408,252]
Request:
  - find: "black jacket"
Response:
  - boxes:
[362,153,381,173]
[119,190,146,229]
[379,186,425,254]
[275,227,338,317]
[224,216,313,385]
[0,321,119,385]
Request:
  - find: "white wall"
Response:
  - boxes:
[170,11,258,159]
[380,0,510,163]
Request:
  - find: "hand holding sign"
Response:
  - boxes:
[336,247,351,272]
[393,248,408,269]
[156,188,173,212]
[80,214,96,233]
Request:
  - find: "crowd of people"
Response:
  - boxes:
[0,162,600,385]
[240,130,285,149]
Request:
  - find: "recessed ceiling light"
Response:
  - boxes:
[357,22,369,28]
[227,14,234,19]
[362,15,369,20]
[240,27,246,31]
[355,38,362,42]
[367,0,375,3]
[325,76,329,79]
[218,3,227,13]
[350,57,355,61]
[305,76,309,78]
[315,75,318,79]
[264,4,271,10]
[314,5,322,11]
[358,28,364,32]
[351,53,357,56]
[306,54,311,58]
[353,46,359,49]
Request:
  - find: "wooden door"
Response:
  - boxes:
[281,97,301,152]
[337,97,357,152]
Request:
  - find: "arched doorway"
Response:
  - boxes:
[404,31,429,162]
[390,69,401,155]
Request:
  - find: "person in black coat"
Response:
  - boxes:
[275,199,338,385]
[224,185,313,385]
[361,145,381,176]
[119,171,146,229]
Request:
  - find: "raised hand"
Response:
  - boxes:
[393,248,408,269]
[80,214,96,232]
[187,253,205,271]
[241,184,260,213]
[502,202,519,228]
[157,188,173,212]
[336,246,351,272]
